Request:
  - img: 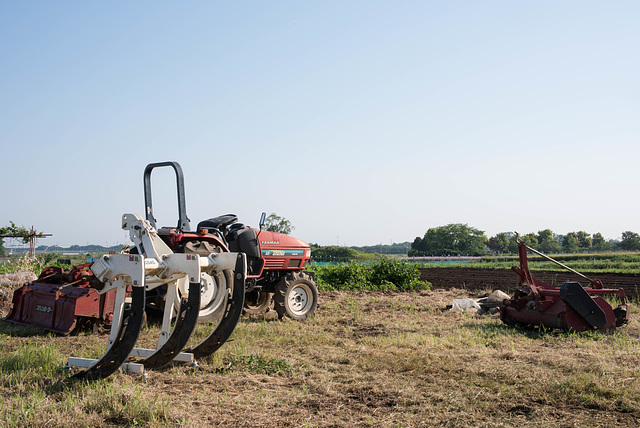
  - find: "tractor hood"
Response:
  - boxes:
[258,231,311,269]
[258,231,310,250]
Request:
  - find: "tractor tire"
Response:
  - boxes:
[145,270,229,325]
[195,270,233,324]
[135,240,229,325]
[274,272,318,321]
[179,240,231,324]
[243,291,274,316]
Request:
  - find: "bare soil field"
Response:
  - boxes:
[419,267,640,300]
[1,285,639,427]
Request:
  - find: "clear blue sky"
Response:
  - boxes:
[1,1,638,248]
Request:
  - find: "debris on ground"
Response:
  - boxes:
[0,272,37,286]
[477,290,510,314]
[447,290,510,314]
[0,272,37,316]
[448,298,482,313]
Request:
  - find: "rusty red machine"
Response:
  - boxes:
[7,264,116,335]
[501,241,629,331]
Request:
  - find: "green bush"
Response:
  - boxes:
[0,254,67,276]
[311,258,431,292]
[369,258,428,291]
[311,246,378,262]
[314,263,370,291]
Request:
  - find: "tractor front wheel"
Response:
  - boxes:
[274,272,318,321]
[243,291,274,316]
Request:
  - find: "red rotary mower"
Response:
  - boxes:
[500,241,629,332]
[6,264,116,335]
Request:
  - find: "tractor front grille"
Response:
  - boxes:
[287,259,302,268]
[264,257,286,269]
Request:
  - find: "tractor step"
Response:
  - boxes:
[130,348,196,365]
[66,357,145,376]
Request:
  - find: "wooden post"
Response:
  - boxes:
[0,230,52,257]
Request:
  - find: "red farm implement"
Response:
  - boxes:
[6,264,116,335]
[500,241,629,332]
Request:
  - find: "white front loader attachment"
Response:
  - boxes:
[66,214,246,380]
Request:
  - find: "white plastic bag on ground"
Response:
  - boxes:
[449,299,481,313]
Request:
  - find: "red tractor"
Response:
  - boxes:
[143,162,318,322]
[247,228,317,320]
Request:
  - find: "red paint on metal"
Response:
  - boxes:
[5,264,116,335]
[500,241,628,331]
[258,230,311,272]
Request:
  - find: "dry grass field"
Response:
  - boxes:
[1,289,639,427]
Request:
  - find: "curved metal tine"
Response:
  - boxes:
[73,284,146,380]
[142,280,201,368]
[187,254,246,359]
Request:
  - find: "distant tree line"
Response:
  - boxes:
[40,244,125,253]
[310,225,640,261]
[485,230,636,254]
[409,224,487,257]
[350,242,411,255]
[310,246,377,262]
[309,242,412,262]
[409,224,640,257]
[5,244,126,255]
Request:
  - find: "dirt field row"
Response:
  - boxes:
[419,268,640,300]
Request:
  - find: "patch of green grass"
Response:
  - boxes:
[80,381,172,425]
[219,354,291,375]
[0,343,64,382]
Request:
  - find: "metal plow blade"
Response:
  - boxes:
[71,285,146,379]
[64,249,248,380]
[135,280,201,369]
[68,255,147,379]
[186,253,247,359]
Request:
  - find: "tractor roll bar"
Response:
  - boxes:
[143,161,191,232]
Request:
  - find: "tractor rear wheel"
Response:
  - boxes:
[179,241,231,324]
[274,272,318,321]
[243,291,274,316]
[194,270,232,324]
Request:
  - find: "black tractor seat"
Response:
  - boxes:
[197,214,238,231]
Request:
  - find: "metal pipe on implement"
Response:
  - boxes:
[521,243,593,282]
